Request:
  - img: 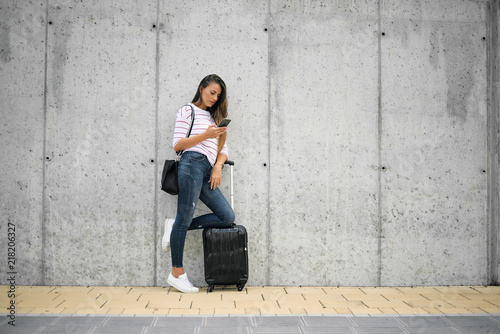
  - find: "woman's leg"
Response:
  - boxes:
[170,152,208,270]
[188,171,235,230]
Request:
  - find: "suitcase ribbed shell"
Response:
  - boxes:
[202,225,248,292]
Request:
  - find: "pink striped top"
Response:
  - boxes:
[172,104,228,166]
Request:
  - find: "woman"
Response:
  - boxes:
[162,74,235,293]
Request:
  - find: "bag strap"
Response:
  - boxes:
[176,104,195,157]
[186,104,195,138]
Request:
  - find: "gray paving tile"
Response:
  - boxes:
[405,328,457,334]
[9,316,58,327]
[353,328,406,334]
[199,327,249,334]
[457,328,500,334]
[205,317,254,327]
[351,317,402,327]
[400,316,458,334]
[446,315,498,327]
[398,316,450,327]
[91,326,145,334]
[302,316,352,327]
[301,327,353,334]
[104,317,155,326]
[254,316,303,327]
[145,327,197,334]
[39,325,94,334]
[154,317,203,327]
[251,327,302,334]
[0,325,36,334]
[53,316,107,326]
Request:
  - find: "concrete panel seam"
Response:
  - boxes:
[377,0,383,287]
[41,0,50,286]
[487,0,500,285]
[153,0,161,287]
[266,0,271,287]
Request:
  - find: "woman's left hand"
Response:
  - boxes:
[209,165,222,190]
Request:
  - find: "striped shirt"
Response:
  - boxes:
[172,103,228,166]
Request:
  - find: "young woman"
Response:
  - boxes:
[162,74,235,293]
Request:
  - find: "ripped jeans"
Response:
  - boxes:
[170,151,235,268]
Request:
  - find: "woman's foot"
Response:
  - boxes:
[167,272,199,293]
[162,218,175,252]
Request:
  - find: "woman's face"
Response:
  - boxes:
[199,82,222,110]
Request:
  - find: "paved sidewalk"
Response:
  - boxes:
[2,285,500,333]
[2,285,500,316]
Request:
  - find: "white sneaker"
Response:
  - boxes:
[162,218,175,252]
[167,273,199,293]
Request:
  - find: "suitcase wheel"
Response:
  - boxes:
[208,285,214,293]
[237,283,245,291]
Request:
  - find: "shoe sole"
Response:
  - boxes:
[167,278,199,293]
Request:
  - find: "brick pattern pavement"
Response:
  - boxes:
[2,285,500,316]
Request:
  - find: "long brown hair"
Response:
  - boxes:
[192,74,228,154]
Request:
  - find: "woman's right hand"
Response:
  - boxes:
[204,124,227,139]
[173,124,227,152]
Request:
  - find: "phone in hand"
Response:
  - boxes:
[218,118,231,127]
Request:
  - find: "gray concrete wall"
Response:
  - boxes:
[381,0,489,286]
[0,0,498,287]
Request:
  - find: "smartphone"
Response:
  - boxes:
[218,118,231,127]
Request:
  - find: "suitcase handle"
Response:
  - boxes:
[224,160,234,209]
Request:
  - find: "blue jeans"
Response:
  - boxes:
[170,151,235,268]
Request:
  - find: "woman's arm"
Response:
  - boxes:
[174,125,226,152]
[209,153,228,190]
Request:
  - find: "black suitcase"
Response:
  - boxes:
[202,161,249,292]
[203,225,248,292]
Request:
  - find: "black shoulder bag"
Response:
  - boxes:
[161,105,195,195]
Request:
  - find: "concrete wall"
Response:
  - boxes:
[0,0,498,287]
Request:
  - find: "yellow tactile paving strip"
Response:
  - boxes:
[2,285,500,316]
